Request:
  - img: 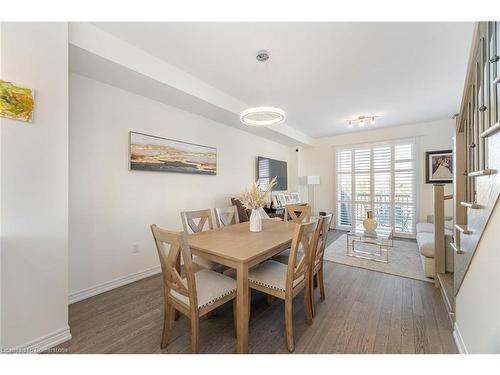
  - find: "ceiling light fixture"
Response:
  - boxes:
[346,115,379,129]
[240,107,286,126]
[240,50,286,127]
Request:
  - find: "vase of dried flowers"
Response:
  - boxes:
[249,208,263,232]
[235,177,277,232]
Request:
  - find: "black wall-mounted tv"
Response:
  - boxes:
[257,156,288,191]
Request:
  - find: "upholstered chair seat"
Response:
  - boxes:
[170,269,237,309]
[248,260,304,292]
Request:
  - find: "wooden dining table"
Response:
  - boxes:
[188,218,296,353]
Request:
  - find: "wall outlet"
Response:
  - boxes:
[132,244,140,254]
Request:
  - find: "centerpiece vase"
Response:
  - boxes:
[249,208,263,232]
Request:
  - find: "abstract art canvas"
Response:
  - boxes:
[425,150,453,183]
[129,131,217,175]
[0,80,34,122]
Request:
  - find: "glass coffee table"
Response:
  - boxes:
[346,227,394,263]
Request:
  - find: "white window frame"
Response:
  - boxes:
[335,138,418,237]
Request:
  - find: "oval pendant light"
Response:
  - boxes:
[240,50,286,126]
[240,106,286,126]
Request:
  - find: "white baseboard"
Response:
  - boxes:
[4,326,72,353]
[68,265,161,304]
[453,322,468,354]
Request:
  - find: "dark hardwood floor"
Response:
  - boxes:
[56,230,457,354]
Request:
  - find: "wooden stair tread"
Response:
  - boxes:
[468,169,496,177]
[481,122,500,138]
[450,242,464,254]
[454,224,472,234]
[460,201,480,209]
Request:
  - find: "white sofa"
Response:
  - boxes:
[416,215,454,278]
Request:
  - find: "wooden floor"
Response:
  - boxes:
[57,231,457,354]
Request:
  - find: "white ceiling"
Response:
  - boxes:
[92,22,474,138]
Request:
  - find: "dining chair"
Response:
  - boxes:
[284,204,311,224]
[309,213,334,317]
[214,205,240,228]
[181,208,215,233]
[180,209,218,270]
[247,220,318,352]
[150,224,237,353]
[272,204,312,264]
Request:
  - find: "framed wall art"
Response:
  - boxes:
[129,131,217,175]
[0,80,34,122]
[425,150,453,183]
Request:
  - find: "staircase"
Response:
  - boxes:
[453,131,500,293]
[433,22,500,323]
[449,21,500,298]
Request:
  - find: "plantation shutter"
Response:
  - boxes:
[394,143,416,233]
[373,145,392,231]
[336,139,416,235]
[337,150,353,227]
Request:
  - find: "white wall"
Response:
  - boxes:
[0,23,69,349]
[298,119,455,227]
[455,202,500,353]
[0,22,3,347]
[69,73,296,297]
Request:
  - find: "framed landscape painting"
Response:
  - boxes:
[129,131,217,175]
[425,150,453,183]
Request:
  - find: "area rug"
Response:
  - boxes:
[324,234,431,282]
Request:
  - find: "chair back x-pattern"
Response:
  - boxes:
[286,220,318,292]
[181,209,214,233]
[312,214,333,267]
[214,205,240,227]
[150,225,198,310]
[284,204,311,224]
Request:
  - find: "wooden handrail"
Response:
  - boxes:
[481,122,500,138]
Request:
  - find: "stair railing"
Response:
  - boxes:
[452,21,500,293]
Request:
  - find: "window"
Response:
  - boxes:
[336,139,417,235]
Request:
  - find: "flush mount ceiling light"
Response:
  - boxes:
[346,115,378,128]
[240,50,286,127]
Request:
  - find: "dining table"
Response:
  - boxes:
[188,218,296,353]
